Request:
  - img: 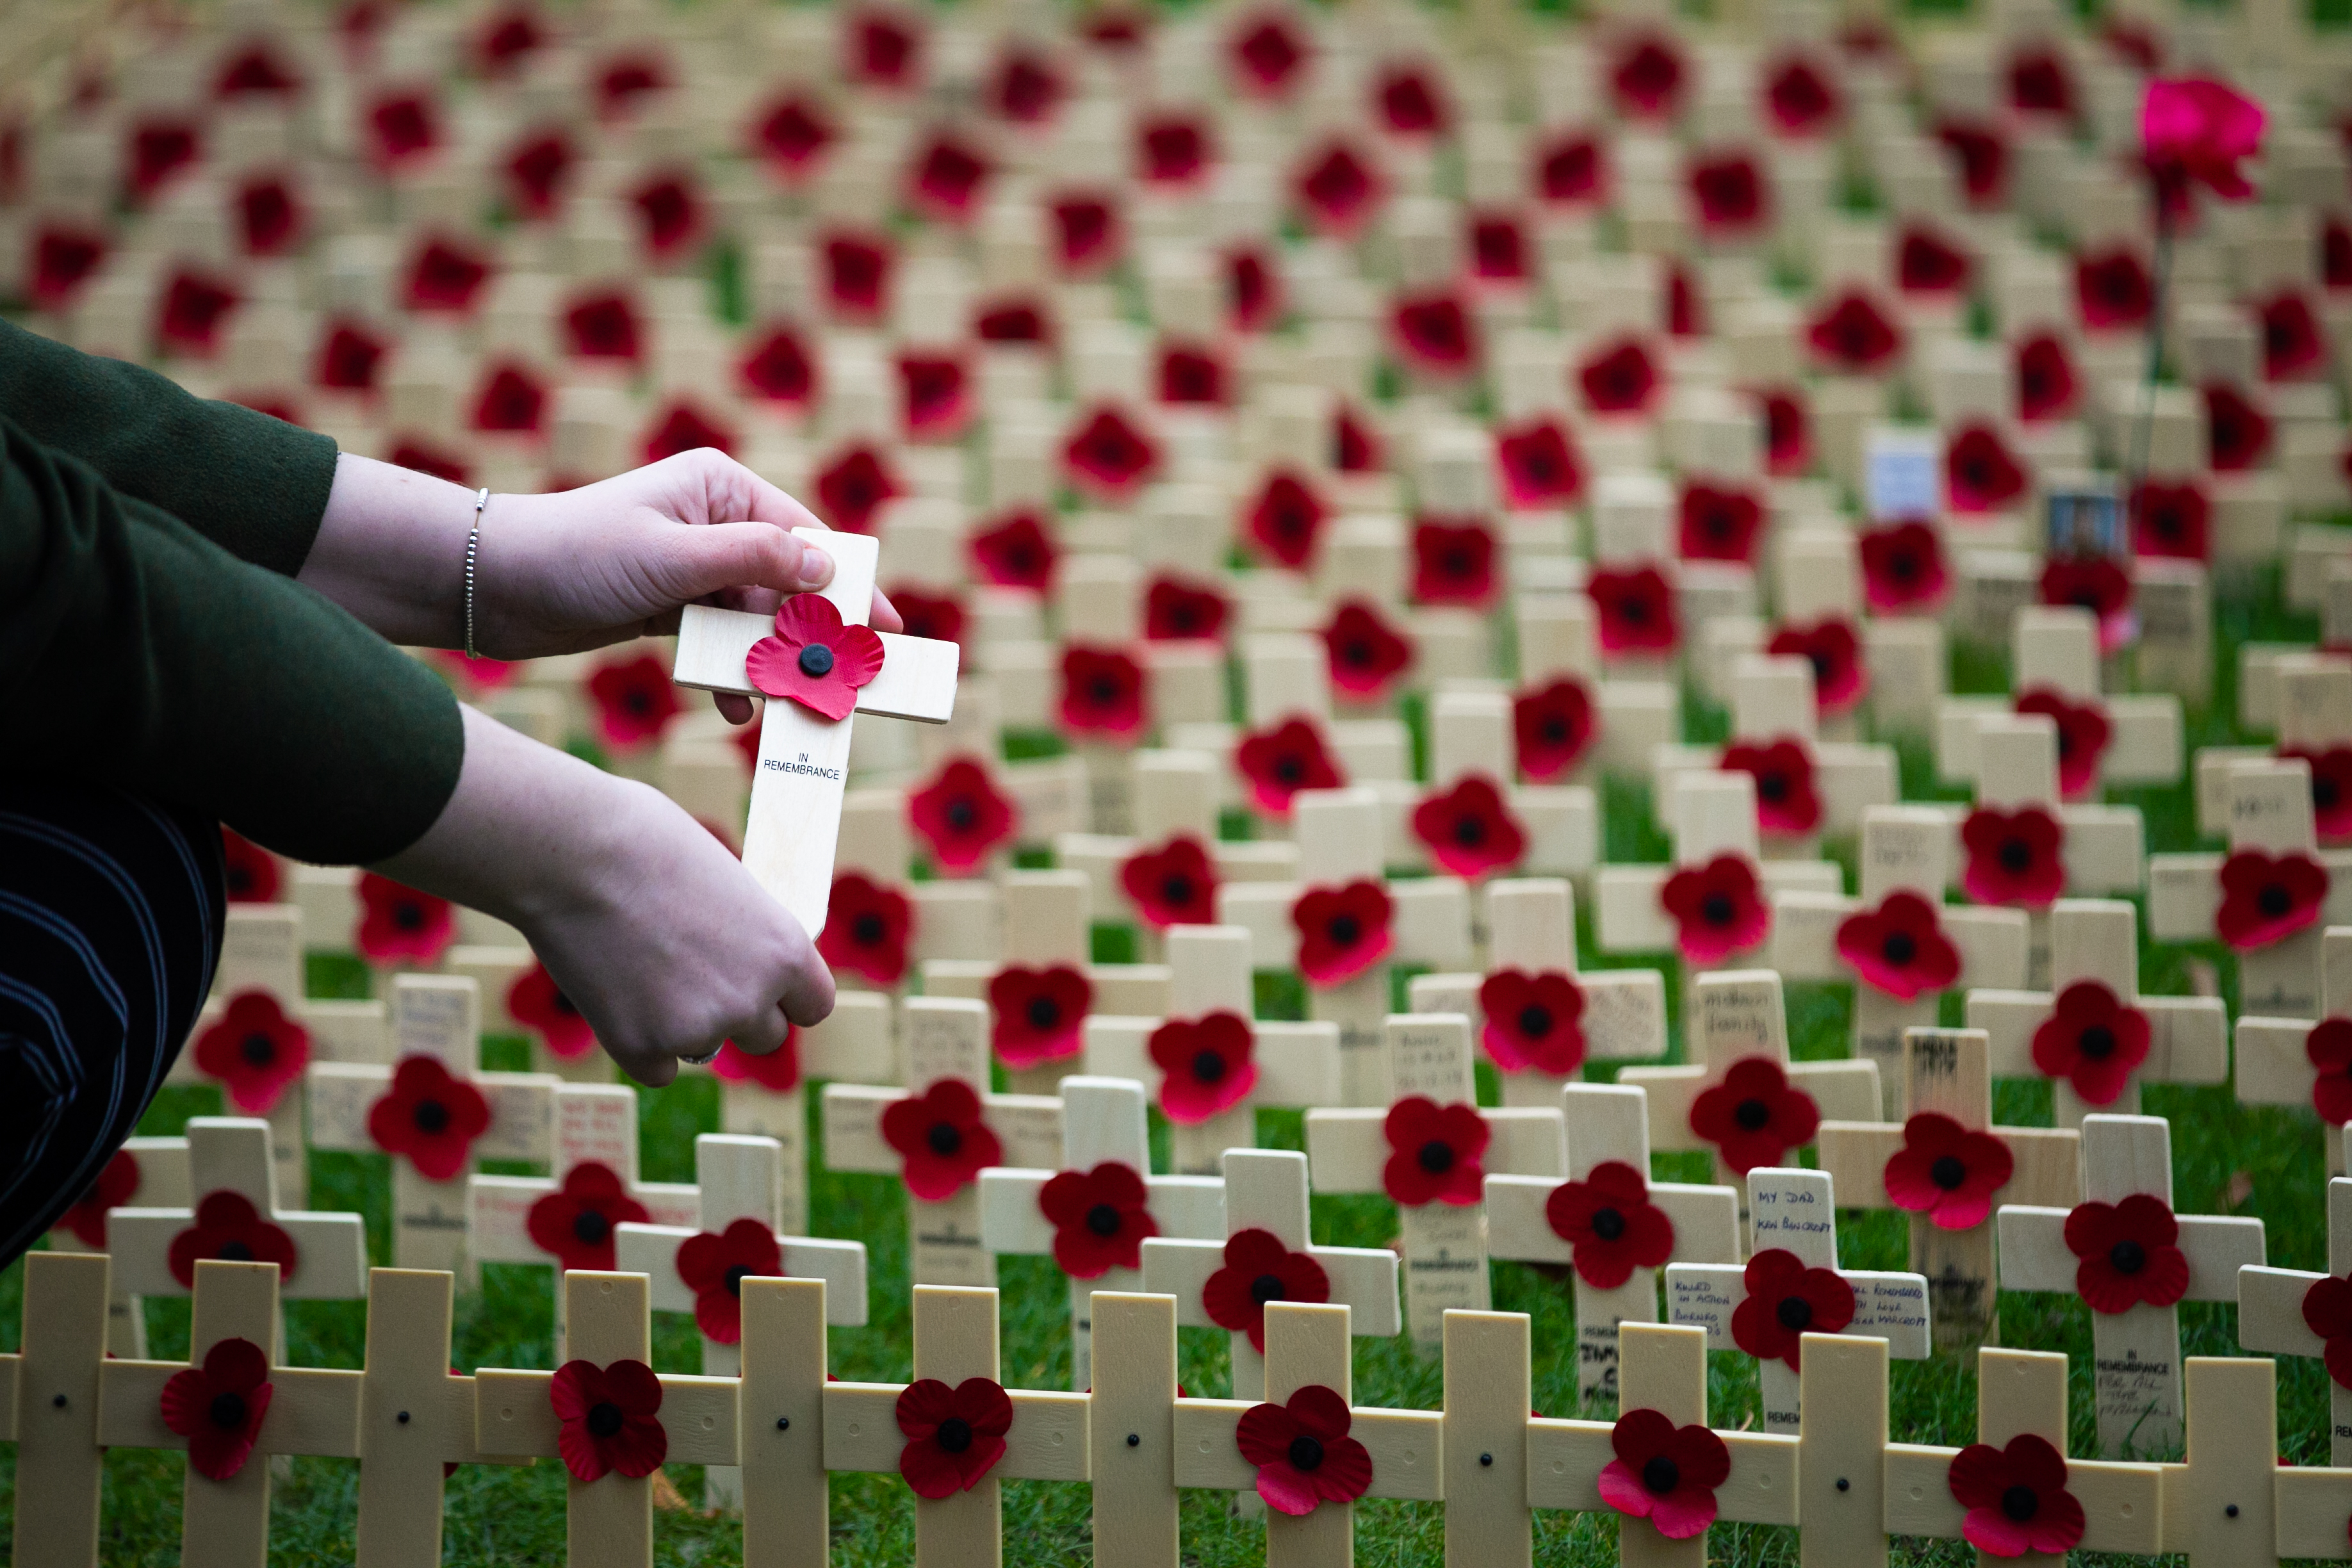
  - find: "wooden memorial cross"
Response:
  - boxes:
[1523,1319,1801,1561]
[612,1132,869,1504]
[1171,1301,1442,1564]
[94,1259,363,1568]
[1664,1165,1932,1435]
[1408,877,1668,1111]
[2151,756,2352,1020]
[1512,589,1682,780]
[2192,657,2352,845]
[1994,1113,2267,1457]
[2239,1175,2352,1465]
[1079,1291,1183,1568]
[1485,1082,1741,1403]
[702,985,897,1237]
[473,1270,743,1568]
[1882,1346,2166,1562]
[1305,1012,1570,1343]
[176,902,319,1204]
[2238,927,2352,1159]
[1141,1147,1401,1400]
[1652,652,1897,851]
[47,1132,188,1357]
[1937,605,2185,796]
[1417,686,1598,879]
[976,1075,1225,1385]
[821,994,1063,1286]
[1216,785,1474,1106]
[1618,968,1882,1190]
[307,972,561,1273]
[1771,805,2030,1116]
[669,526,960,941]
[1817,1027,2081,1350]
[2161,1357,2283,1566]
[1966,897,2230,1127]
[1081,924,1342,1175]
[822,1284,1090,1568]
[3,1252,115,1567]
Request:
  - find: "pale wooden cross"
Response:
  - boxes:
[1665,1165,1932,1435]
[1938,605,2185,796]
[1966,897,2230,1128]
[1523,1319,1801,1560]
[473,1270,743,1567]
[174,902,318,1205]
[1883,1345,2166,1561]
[669,526,960,940]
[1081,924,1341,1174]
[1771,805,2030,1118]
[820,994,1063,1286]
[2238,927,2352,1156]
[94,1259,363,1568]
[1994,1113,2267,1457]
[2191,657,2352,845]
[701,984,897,1237]
[975,1075,1225,1386]
[1081,1291,1182,1567]
[1512,589,1681,779]
[1652,652,1897,850]
[1170,1301,1442,1563]
[1405,876,1667,1111]
[822,1285,1090,1568]
[2238,1174,2352,1464]
[2160,1357,2283,1565]
[47,1131,188,1356]
[3,1252,113,1567]
[1417,685,1599,877]
[306,972,561,1274]
[612,1132,869,1505]
[1305,1012,1571,1344]
[1141,1147,1401,1400]
[1817,1026,2080,1350]
[1617,968,1882,1190]
[1484,1081,1740,1404]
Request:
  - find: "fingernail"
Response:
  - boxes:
[798,545,835,589]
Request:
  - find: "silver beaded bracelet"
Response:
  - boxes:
[464,487,489,660]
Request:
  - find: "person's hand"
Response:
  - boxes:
[373,708,831,1084]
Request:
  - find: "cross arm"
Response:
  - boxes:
[99,1359,363,1457]
[2144,997,2230,1084]
[106,1207,368,1300]
[822,1382,1090,1480]
[1815,1122,1902,1209]
[2239,1264,2327,1356]
[1790,1059,1885,1122]
[472,1368,740,1465]
[1138,1238,1401,1334]
[2237,1015,2321,1107]
[2277,1466,2352,1557]
[1883,1444,2164,1553]
[1994,1206,2077,1292]
[610,1222,870,1326]
[2178,1215,2269,1301]
[2146,853,2224,942]
[1653,1182,1743,1262]
[308,1062,557,1162]
[1665,1264,1933,1357]
[467,1174,556,1263]
[1306,1107,1565,1193]
[2057,804,2146,895]
[1170,1398,1441,1499]
[673,603,958,723]
[1526,1417,1798,1524]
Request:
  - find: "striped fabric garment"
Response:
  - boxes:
[0,778,220,1268]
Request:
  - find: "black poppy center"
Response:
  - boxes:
[1288,1434,1326,1471]
[587,1400,625,1437]
[1881,932,1916,967]
[2260,883,2294,918]
[572,1209,612,1246]
[1930,1154,1967,1190]
[1642,1455,1681,1494]
[1617,595,1648,625]
[1417,1139,1456,1174]
[1162,874,1195,908]
[218,1239,256,1262]
[724,1264,753,1296]
[2078,1025,2116,1061]
[2317,778,2340,810]
[1026,996,1063,1032]
[1086,1202,1123,1237]
[623,689,653,716]
[209,1391,249,1430]
[1757,772,1788,803]
[2002,1483,2041,1522]
[1590,1207,1626,1241]
[1442,548,1474,578]
[927,1122,963,1157]
[1701,893,1736,927]
[1540,715,1570,745]
[1999,838,2033,873]
[241,1033,276,1066]
[797,644,836,678]
[1328,914,1362,947]
[1251,1272,1286,1304]
[1517,1005,1553,1040]
[854,912,887,944]
[413,1100,450,1135]
[1090,676,1120,705]
[2108,1239,2146,1275]
[1888,549,1918,582]
[1341,639,1376,669]
[1191,1049,1228,1084]
[394,902,426,931]
[944,799,977,831]
[1453,815,1486,847]
[1776,1294,1814,1332]
[1734,1098,1772,1132]
[1273,755,1306,785]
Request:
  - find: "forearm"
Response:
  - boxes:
[296,453,482,648]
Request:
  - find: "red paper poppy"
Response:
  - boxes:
[753,96,833,181]
[563,292,641,362]
[527,1163,650,1272]
[1121,836,1221,930]
[847,6,921,87]
[1412,776,1527,880]
[712,1034,801,1094]
[366,1055,491,1181]
[1229,10,1310,98]
[1053,195,1122,277]
[746,595,885,724]
[674,1217,783,1344]
[595,53,669,120]
[158,270,240,355]
[1662,853,1774,968]
[587,651,681,751]
[1945,424,2027,514]
[1805,290,1902,373]
[1294,140,1383,238]
[905,132,988,224]
[897,352,970,438]
[1610,32,1686,120]
[2007,47,2076,118]
[1474,967,1585,1075]
[1411,521,1497,608]
[1678,482,1763,564]
[2285,746,2352,843]
[977,297,1049,343]
[1765,55,1840,136]
[1882,1112,2015,1231]
[909,757,1017,874]
[1244,470,1330,569]
[2030,980,2152,1106]
[2014,688,2112,798]
[967,509,1058,591]
[357,873,455,965]
[1320,600,1413,699]
[2216,848,2330,951]
[1237,718,1345,817]
[2261,291,2326,381]
[1469,213,1528,284]
[813,445,901,534]
[1897,225,1970,295]
[218,42,301,96]
[1293,880,1395,988]
[1496,418,1585,510]
[1148,1011,1257,1123]
[2143,75,2265,206]
[1059,645,1148,741]
[1579,338,1660,416]
[1535,131,1606,206]
[1546,1159,1674,1289]
[503,131,574,218]
[2205,383,2273,472]
[1157,343,1227,405]
[1381,1096,1489,1207]
[473,363,547,432]
[1690,1057,1818,1175]
[1948,1433,2086,1556]
[1768,618,1866,715]
[169,1191,297,1287]
[1667,263,1703,338]
[1040,1160,1158,1277]
[28,223,106,310]
[1688,152,1767,237]
[2076,249,2153,331]
[2103,19,2162,69]
[1334,405,1384,472]
[2016,333,2078,423]
[403,236,489,314]
[236,175,302,257]
[1144,576,1229,643]
[367,92,441,170]
[551,1358,666,1481]
[2328,219,2352,290]
[58,1148,141,1248]
[2132,479,2210,560]
[1512,678,1597,782]
[1936,119,2009,206]
[1720,738,1822,836]
[1836,890,1961,1002]
[1590,565,1679,656]
[127,117,199,200]
[897,1376,1012,1498]
[1730,1246,1854,1368]
[1375,63,1448,137]
[988,965,1091,1070]
[1390,291,1478,377]
[990,46,1063,124]
[1599,1407,1728,1537]
[823,233,893,323]
[503,961,592,1061]
[890,587,965,648]
[161,1336,274,1481]
[1237,1385,1371,1515]
[1139,115,1210,186]
[2064,1193,2188,1312]
[881,1079,1002,1200]
[1758,388,1810,476]
[1203,1227,1328,1351]
[219,828,281,903]
[1961,806,2066,908]
[1228,245,1283,333]
[1063,405,1161,502]
[2303,1271,2352,1385]
[817,873,915,986]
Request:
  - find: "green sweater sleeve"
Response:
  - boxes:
[0,316,339,575]
[0,418,464,864]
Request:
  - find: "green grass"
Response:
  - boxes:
[0,572,2339,1565]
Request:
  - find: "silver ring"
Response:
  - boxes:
[678,1045,723,1066]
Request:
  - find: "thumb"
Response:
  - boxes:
[657,519,835,605]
